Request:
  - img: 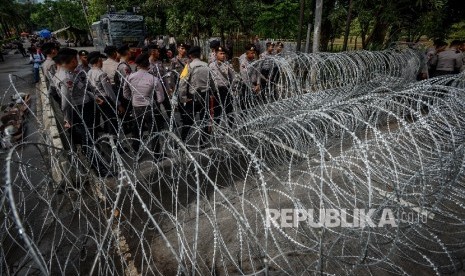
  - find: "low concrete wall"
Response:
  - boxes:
[37,72,68,185]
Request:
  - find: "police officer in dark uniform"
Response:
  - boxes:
[178,46,215,145]
[76,50,90,73]
[115,45,133,134]
[148,44,175,128]
[258,41,275,104]
[169,42,190,91]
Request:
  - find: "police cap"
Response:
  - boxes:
[209,40,220,49]
[266,41,275,47]
[216,46,226,53]
[245,44,256,52]
[178,42,188,49]
[188,46,201,56]
[78,50,89,56]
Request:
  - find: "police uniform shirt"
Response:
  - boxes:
[431,47,463,72]
[53,67,66,92]
[75,63,90,73]
[117,61,132,78]
[87,67,119,105]
[239,53,258,88]
[208,52,216,64]
[115,60,132,92]
[42,58,57,88]
[58,70,94,123]
[149,60,169,90]
[178,58,213,103]
[259,51,274,72]
[170,56,190,73]
[102,58,119,85]
[123,69,165,107]
[149,60,166,77]
[209,60,235,88]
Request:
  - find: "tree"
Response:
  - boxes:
[30,0,88,31]
[0,0,33,38]
[255,0,300,39]
[312,0,323,52]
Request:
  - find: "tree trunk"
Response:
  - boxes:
[312,0,323,53]
[342,0,353,51]
[4,21,12,38]
[365,20,389,50]
[1,20,8,38]
[226,1,249,37]
[361,30,366,49]
[296,0,305,52]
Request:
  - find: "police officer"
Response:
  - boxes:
[76,50,90,73]
[275,42,284,56]
[239,44,260,109]
[209,40,220,64]
[430,40,463,76]
[87,51,124,136]
[170,43,190,77]
[258,41,275,103]
[209,45,235,127]
[53,54,66,105]
[123,53,165,158]
[115,45,132,87]
[115,45,133,133]
[147,44,174,128]
[41,42,60,104]
[102,46,119,89]
[148,44,167,82]
[178,46,215,144]
[56,48,112,177]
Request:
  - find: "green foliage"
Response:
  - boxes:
[255,0,299,39]
[449,21,465,40]
[30,0,88,31]
[10,0,465,50]
[0,0,35,37]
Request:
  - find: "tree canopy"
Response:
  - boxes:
[1,0,464,50]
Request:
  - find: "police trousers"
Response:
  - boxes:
[213,86,233,127]
[179,95,211,143]
[96,97,118,135]
[69,101,109,176]
[132,105,164,153]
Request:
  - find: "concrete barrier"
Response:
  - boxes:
[36,71,68,185]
